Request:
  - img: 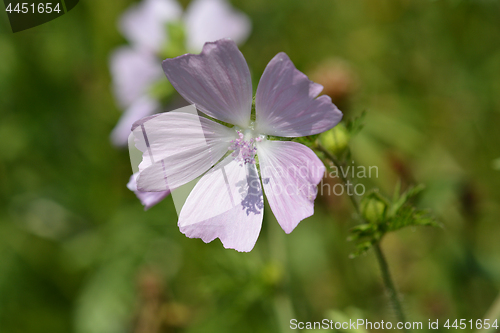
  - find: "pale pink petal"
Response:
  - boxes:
[162,39,252,128]
[110,47,162,108]
[133,108,238,192]
[255,53,343,137]
[178,156,263,252]
[119,0,182,54]
[256,140,325,234]
[184,0,251,51]
[111,96,160,147]
[127,173,170,210]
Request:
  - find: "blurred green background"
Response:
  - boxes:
[1,0,500,332]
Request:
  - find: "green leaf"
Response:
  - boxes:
[345,110,366,136]
[348,223,377,242]
[386,183,440,232]
[349,241,376,258]
[386,206,440,232]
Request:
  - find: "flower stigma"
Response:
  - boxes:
[228,127,265,165]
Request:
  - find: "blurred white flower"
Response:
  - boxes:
[184,0,251,51]
[119,0,183,55]
[110,0,251,147]
[110,48,162,109]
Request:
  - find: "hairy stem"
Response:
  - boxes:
[373,243,408,331]
[317,143,409,332]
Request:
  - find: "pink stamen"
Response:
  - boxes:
[228,131,260,165]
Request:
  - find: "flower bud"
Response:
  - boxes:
[361,193,387,224]
[319,123,350,155]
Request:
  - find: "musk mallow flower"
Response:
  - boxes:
[131,39,343,251]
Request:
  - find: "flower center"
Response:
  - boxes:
[228,129,264,165]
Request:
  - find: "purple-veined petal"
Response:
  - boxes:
[110,47,162,108]
[256,140,325,234]
[178,156,263,252]
[162,39,252,128]
[119,0,182,54]
[255,53,343,137]
[127,173,170,210]
[184,0,251,51]
[111,96,160,147]
[134,108,238,192]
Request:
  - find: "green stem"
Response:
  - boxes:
[317,143,409,332]
[373,243,408,331]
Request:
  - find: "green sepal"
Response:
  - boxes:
[291,134,320,147]
[349,240,377,258]
[348,182,440,258]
